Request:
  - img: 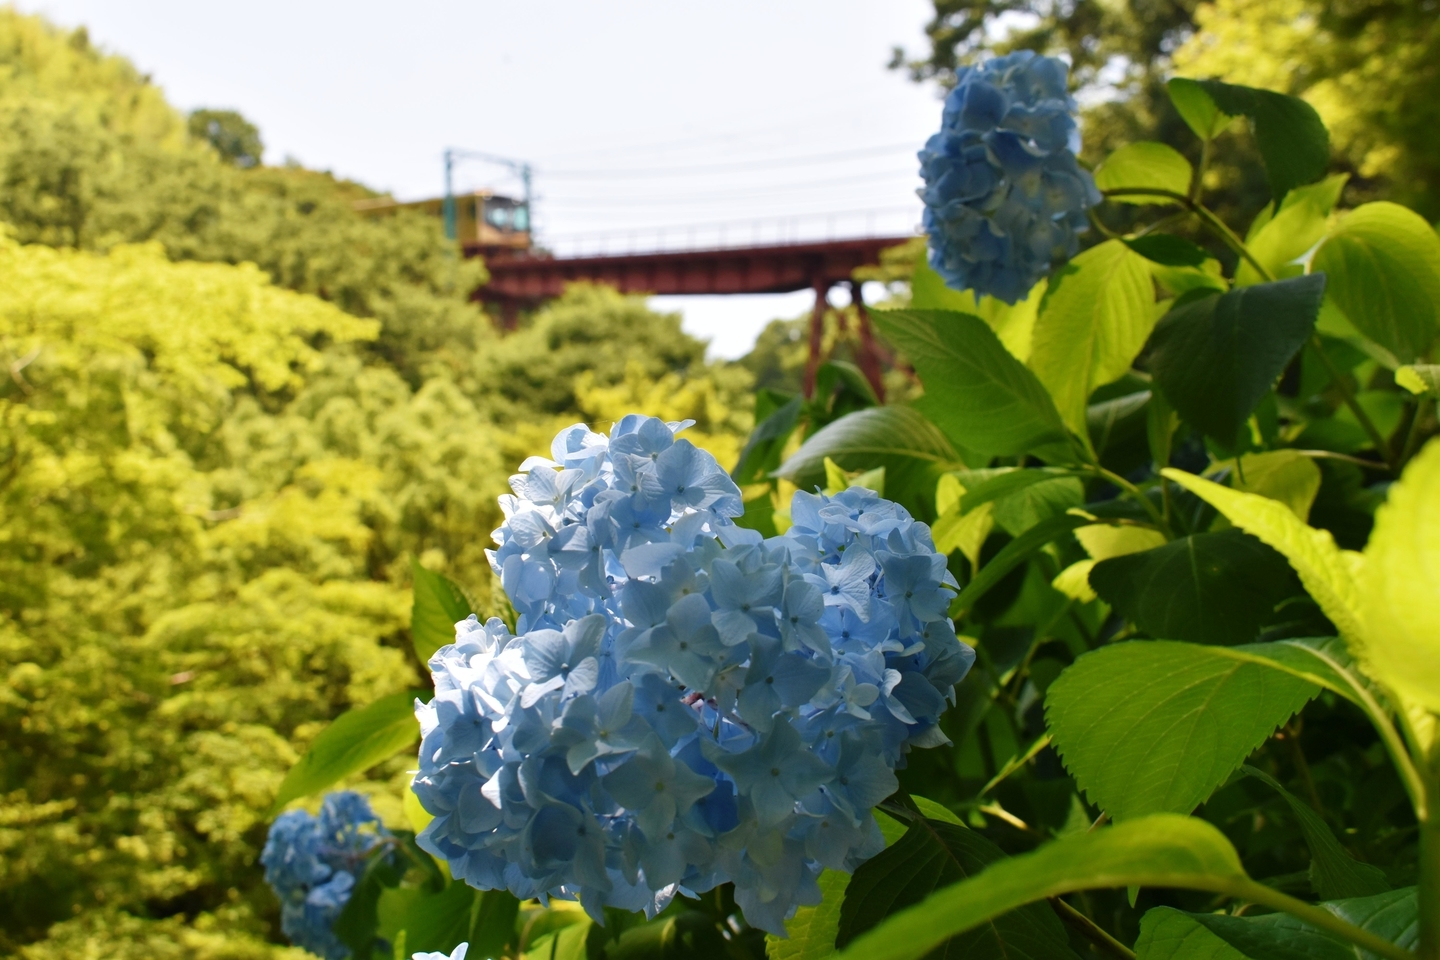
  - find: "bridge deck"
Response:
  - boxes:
[473,235,913,305]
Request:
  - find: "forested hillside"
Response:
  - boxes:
[0,10,751,957]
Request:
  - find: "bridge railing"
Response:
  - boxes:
[534,205,920,259]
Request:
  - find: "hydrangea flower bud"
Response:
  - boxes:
[918,50,1101,304]
[412,417,974,934]
[261,791,391,959]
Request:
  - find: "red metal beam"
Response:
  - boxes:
[472,235,914,303]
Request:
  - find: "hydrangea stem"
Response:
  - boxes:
[1048,897,1135,960]
[1306,337,1398,472]
[1400,398,1434,466]
[1421,809,1439,960]
[1100,187,1268,278]
[1088,464,1170,535]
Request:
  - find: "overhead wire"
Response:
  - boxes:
[527,78,929,164]
[540,170,918,205]
[540,142,919,179]
[538,204,921,238]
[450,87,935,241]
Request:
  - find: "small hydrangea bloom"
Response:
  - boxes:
[412,417,974,935]
[261,792,391,960]
[918,50,1100,303]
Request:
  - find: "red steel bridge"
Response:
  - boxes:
[467,210,917,398]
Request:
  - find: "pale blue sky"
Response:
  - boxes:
[19,0,944,358]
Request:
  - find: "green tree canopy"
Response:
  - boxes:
[189,108,264,167]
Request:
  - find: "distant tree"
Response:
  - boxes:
[1171,0,1440,218]
[888,0,1199,95]
[188,108,264,168]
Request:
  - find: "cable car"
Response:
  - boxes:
[353,190,531,254]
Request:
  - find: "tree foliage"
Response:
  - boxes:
[0,10,753,958]
[896,0,1440,220]
[190,108,264,168]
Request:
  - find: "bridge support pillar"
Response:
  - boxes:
[849,280,887,403]
[802,277,830,400]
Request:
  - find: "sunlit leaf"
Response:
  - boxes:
[379,882,518,960]
[823,456,885,497]
[1167,79,1233,141]
[837,818,1079,960]
[933,502,995,572]
[523,915,592,960]
[1312,202,1440,363]
[1096,142,1194,203]
[769,811,922,960]
[956,468,1085,536]
[834,814,1251,960]
[272,690,422,813]
[773,405,958,517]
[412,561,473,664]
[1074,524,1166,561]
[1395,364,1440,398]
[1052,560,1098,603]
[911,248,1043,361]
[767,870,851,960]
[957,467,1072,513]
[1359,440,1440,712]
[1030,240,1157,439]
[873,309,1072,460]
[1047,641,1319,819]
[1161,470,1368,654]
[1232,178,1342,287]
[1214,451,1322,523]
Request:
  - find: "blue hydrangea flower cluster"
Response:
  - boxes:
[411,416,973,935]
[917,50,1101,304]
[261,791,391,960]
